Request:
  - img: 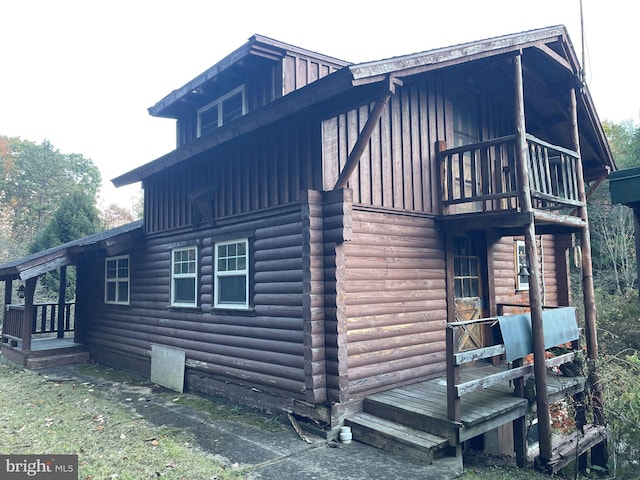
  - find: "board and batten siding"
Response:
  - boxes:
[144,117,322,234]
[322,77,447,214]
[81,203,328,405]
[342,208,447,397]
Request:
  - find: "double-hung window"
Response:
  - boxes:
[214,239,249,309]
[105,255,130,304]
[197,86,245,137]
[172,247,198,307]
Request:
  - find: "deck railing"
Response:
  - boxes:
[445,305,581,423]
[439,134,583,215]
[1,303,76,346]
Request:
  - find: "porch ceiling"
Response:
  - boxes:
[0,220,143,281]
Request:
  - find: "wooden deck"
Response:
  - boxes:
[1,336,90,369]
[347,362,586,464]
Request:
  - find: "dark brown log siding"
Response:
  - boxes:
[493,234,571,308]
[82,204,321,401]
[343,209,447,396]
[144,118,322,234]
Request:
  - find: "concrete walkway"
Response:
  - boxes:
[41,365,464,480]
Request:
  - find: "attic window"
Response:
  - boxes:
[197,86,246,137]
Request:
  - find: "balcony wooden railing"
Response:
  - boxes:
[1,303,76,347]
[439,134,584,215]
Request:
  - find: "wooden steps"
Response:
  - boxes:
[26,351,91,369]
[346,412,449,464]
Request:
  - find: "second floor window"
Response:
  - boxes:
[172,247,198,307]
[197,86,245,137]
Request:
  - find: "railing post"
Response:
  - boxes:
[20,278,37,353]
[436,141,448,215]
[446,325,460,422]
[57,266,67,338]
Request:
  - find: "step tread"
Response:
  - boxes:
[26,352,91,369]
[347,412,449,449]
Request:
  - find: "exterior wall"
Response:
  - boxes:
[322,76,447,213]
[341,208,447,398]
[79,204,326,406]
[144,117,322,234]
[493,234,572,310]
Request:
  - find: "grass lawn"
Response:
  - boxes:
[0,363,244,480]
[0,362,599,480]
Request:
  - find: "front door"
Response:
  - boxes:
[452,236,486,351]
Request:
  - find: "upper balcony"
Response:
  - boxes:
[436,134,586,235]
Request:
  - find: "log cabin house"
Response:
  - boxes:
[1,26,614,473]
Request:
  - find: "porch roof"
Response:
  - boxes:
[112,25,614,188]
[0,220,143,281]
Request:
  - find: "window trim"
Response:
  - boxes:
[171,246,198,308]
[515,240,530,291]
[197,85,246,137]
[452,236,481,299]
[105,255,130,305]
[214,238,249,310]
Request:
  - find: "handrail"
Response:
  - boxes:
[438,134,584,215]
[2,303,76,349]
[446,308,581,423]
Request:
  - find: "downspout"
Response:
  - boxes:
[333,75,402,190]
[513,53,553,463]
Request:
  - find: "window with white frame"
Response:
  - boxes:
[197,86,246,137]
[105,255,130,304]
[171,246,198,307]
[515,240,530,291]
[214,239,249,309]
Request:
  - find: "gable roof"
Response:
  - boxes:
[0,220,143,281]
[112,26,614,188]
[149,34,350,119]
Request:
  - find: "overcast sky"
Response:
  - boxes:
[1,0,638,208]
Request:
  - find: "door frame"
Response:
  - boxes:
[445,232,495,351]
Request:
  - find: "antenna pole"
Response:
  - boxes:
[580,0,586,86]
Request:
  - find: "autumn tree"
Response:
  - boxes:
[100,202,136,229]
[0,136,102,258]
[588,120,640,294]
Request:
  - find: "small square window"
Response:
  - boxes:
[197,86,246,137]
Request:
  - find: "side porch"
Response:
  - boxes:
[1,300,89,369]
[345,307,609,474]
[0,221,143,370]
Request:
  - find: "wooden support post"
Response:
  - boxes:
[57,266,67,339]
[3,278,12,308]
[20,277,37,353]
[2,279,12,342]
[512,357,528,468]
[514,54,552,462]
[570,88,609,470]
